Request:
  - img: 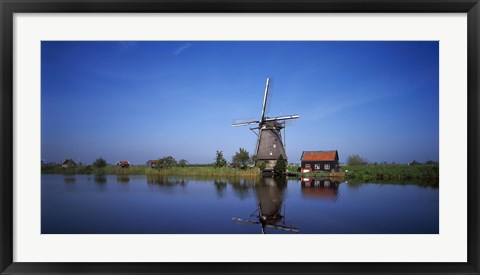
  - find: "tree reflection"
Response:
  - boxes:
[94,174,107,184]
[213,179,228,198]
[116,175,130,184]
[63,175,76,183]
[229,178,254,200]
[146,176,188,187]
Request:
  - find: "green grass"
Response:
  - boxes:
[145,166,260,177]
[41,165,260,177]
[41,163,439,186]
[342,164,439,184]
[285,164,439,186]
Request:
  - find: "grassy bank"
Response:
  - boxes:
[42,163,439,184]
[41,165,260,177]
[342,164,439,182]
[289,164,438,186]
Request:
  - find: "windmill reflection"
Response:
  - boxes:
[232,177,299,234]
[301,178,340,201]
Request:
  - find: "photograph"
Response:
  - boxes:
[41,41,439,234]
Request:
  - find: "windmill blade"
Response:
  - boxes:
[260,78,270,123]
[264,78,274,118]
[232,119,260,127]
[282,119,298,126]
[232,217,299,233]
[264,114,299,122]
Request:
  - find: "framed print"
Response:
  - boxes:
[1,0,479,274]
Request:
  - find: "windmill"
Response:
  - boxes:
[232,78,299,173]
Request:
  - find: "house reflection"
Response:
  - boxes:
[233,177,298,234]
[300,178,340,201]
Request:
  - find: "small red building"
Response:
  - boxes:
[300,150,339,172]
[115,161,130,168]
[146,160,158,168]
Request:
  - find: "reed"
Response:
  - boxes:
[343,164,439,183]
[41,165,260,177]
[145,166,260,177]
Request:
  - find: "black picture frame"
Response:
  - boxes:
[1,0,479,274]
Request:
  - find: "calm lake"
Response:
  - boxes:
[42,174,438,234]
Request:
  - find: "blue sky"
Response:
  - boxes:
[41,41,439,165]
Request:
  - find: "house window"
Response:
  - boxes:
[273,143,276,148]
[314,164,321,170]
[305,164,311,168]
[269,150,273,156]
[324,180,330,187]
[324,164,330,170]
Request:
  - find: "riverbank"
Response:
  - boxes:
[288,164,438,186]
[42,163,439,185]
[342,164,438,182]
[41,165,260,177]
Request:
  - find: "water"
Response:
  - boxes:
[41,174,439,234]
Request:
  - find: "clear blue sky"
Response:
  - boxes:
[41,41,439,165]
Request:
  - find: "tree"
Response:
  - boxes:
[274,154,287,176]
[93,157,107,168]
[231,148,251,169]
[258,161,267,171]
[157,156,177,169]
[179,159,188,167]
[251,154,257,165]
[214,150,228,168]
[346,154,368,166]
[409,160,420,166]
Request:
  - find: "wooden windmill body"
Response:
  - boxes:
[232,78,299,171]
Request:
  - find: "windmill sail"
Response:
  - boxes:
[260,78,270,123]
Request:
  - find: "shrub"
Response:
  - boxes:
[231,148,252,169]
[346,154,368,166]
[274,155,287,176]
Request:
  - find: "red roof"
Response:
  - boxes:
[148,160,158,164]
[118,161,130,165]
[301,151,338,161]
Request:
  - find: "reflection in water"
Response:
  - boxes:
[213,179,227,198]
[42,174,440,234]
[229,178,254,200]
[301,178,340,201]
[116,175,130,184]
[63,175,76,183]
[146,176,188,187]
[233,177,299,234]
[94,174,107,184]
